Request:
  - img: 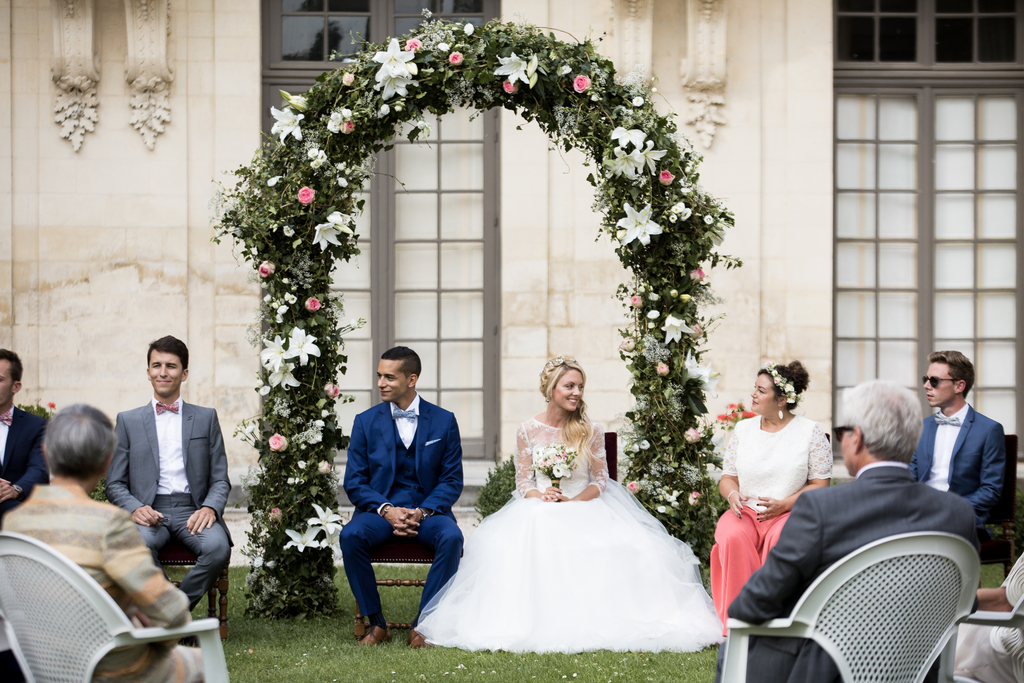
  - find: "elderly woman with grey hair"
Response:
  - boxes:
[3,404,204,683]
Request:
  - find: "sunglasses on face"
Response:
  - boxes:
[834,426,854,442]
[922,376,956,389]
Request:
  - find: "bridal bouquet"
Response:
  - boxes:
[532,443,579,489]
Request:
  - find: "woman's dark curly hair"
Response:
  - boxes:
[757,360,810,409]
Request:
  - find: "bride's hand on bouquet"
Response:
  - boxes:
[726,491,745,518]
[756,497,788,522]
[540,487,568,503]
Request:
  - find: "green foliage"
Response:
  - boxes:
[90,477,109,503]
[16,402,55,419]
[474,456,517,519]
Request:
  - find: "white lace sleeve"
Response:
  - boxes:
[807,421,833,480]
[515,422,539,495]
[588,424,608,493]
[722,427,740,476]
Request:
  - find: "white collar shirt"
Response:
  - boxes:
[0,407,11,467]
[152,398,189,495]
[925,402,971,492]
[391,394,420,449]
[856,461,910,479]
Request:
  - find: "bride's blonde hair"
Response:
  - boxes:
[539,356,593,461]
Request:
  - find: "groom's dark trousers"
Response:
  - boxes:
[341,399,464,620]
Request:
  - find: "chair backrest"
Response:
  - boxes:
[0,532,138,683]
[987,434,1019,525]
[604,432,618,481]
[788,532,979,683]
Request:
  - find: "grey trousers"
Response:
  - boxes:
[137,493,231,609]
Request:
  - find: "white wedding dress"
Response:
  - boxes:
[416,418,723,653]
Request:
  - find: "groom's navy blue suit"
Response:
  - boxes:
[341,398,464,620]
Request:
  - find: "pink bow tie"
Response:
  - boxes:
[0,410,11,426]
[155,401,180,416]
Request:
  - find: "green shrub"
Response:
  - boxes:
[90,477,109,504]
[474,456,517,520]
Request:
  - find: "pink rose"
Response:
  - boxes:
[502,81,519,94]
[688,492,701,506]
[448,51,464,66]
[684,427,701,444]
[630,295,643,308]
[341,120,355,134]
[656,362,669,376]
[659,170,674,185]
[627,481,640,494]
[268,433,288,451]
[297,187,315,205]
[573,74,591,93]
[689,268,705,282]
[269,507,282,522]
[405,38,422,52]
[317,460,332,475]
[258,261,275,278]
[324,383,341,399]
[690,324,703,338]
[305,297,321,312]
[619,338,635,352]
[342,72,354,86]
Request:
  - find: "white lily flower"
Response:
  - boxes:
[494,52,531,85]
[279,90,308,111]
[270,106,303,144]
[313,211,355,251]
[268,362,300,390]
[604,147,639,178]
[616,203,663,246]
[611,127,647,150]
[283,527,322,552]
[710,223,726,246]
[372,38,418,100]
[308,504,343,536]
[286,327,321,366]
[626,147,648,175]
[637,140,668,174]
[260,335,289,372]
[267,176,282,187]
[662,315,694,345]
[684,353,719,398]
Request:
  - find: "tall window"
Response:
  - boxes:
[263,0,501,460]
[834,2,1023,437]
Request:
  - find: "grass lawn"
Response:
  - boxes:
[171,563,1007,683]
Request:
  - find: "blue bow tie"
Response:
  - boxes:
[393,408,417,420]
[934,414,961,427]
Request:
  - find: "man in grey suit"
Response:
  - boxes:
[106,336,231,609]
[720,380,979,683]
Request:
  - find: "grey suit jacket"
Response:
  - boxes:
[726,466,979,683]
[106,402,232,540]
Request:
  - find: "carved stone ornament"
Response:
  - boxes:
[680,0,727,149]
[51,0,101,152]
[125,0,174,149]
[607,0,654,79]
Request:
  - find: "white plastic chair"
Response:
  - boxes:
[721,532,980,683]
[939,591,1024,683]
[0,531,229,683]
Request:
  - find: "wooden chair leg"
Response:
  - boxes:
[217,566,229,640]
[354,607,367,639]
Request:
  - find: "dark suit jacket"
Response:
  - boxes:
[727,466,979,683]
[106,402,232,540]
[0,407,48,518]
[909,407,1005,531]
[343,399,463,521]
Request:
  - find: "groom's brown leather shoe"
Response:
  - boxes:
[408,628,431,649]
[357,626,391,646]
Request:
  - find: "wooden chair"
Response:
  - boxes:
[158,541,229,640]
[353,431,619,637]
[979,434,1019,576]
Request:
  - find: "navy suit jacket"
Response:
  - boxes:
[0,407,48,519]
[343,398,463,522]
[909,406,1006,531]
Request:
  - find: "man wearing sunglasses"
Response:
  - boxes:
[909,350,1006,540]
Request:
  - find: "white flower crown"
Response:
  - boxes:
[763,361,798,405]
[540,355,577,378]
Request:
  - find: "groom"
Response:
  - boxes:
[341,346,464,648]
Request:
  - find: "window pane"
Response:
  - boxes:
[335,245,372,290]
[440,143,484,190]
[838,0,874,10]
[935,293,975,338]
[979,18,1016,62]
[879,144,916,189]
[879,341,917,386]
[440,391,483,438]
[441,0,484,11]
[837,243,877,287]
[337,340,372,389]
[440,341,483,388]
[440,242,484,288]
[935,145,975,190]
[974,390,1016,434]
[337,392,371,442]
[395,243,438,288]
[353,192,371,235]
[441,107,484,140]
[979,293,1017,337]
[340,291,372,338]
[978,144,1016,190]
[878,243,917,288]
[879,293,917,337]
[284,0,323,11]
[395,17,423,35]
[979,342,1016,387]
[935,341,976,368]
[879,18,917,61]
[837,96,877,140]
[880,0,916,10]
[879,193,916,238]
[979,0,1016,10]
[936,97,975,141]
[396,0,431,13]
[978,244,1016,288]
[979,96,1017,141]
[328,17,369,61]
[934,244,975,289]
[879,97,917,140]
[399,113,438,141]
[978,194,1016,238]
[936,18,973,62]
[440,193,484,239]
[395,292,438,338]
[837,292,877,337]
[395,143,438,190]
[837,340,877,386]
[837,144,877,189]
[396,193,438,239]
[329,0,369,9]
[937,0,972,10]
[441,292,484,338]
[837,17,876,61]
[935,194,975,239]
[283,17,325,61]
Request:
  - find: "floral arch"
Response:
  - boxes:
[215,16,739,618]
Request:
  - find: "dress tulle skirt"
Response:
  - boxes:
[416,481,724,653]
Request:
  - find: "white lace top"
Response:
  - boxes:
[722,415,832,506]
[515,419,609,499]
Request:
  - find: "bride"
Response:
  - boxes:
[416,356,723,653]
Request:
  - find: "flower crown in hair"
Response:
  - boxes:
[764,361,798,404]
[540,355,577,378]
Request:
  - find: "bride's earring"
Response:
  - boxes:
[779,409,784,420]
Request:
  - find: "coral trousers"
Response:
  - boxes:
[709,506,790,635]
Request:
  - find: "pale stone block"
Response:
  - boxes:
[40,226,126,261]
[187,11,216,38]
[11,290,37,324]
[501,259,547,293]
[213,62,259,97]
[502,326,547,358]
[547,292,569,327]
[11,224,38,261]
[215,263,255,296]
[546,327,575,356]
[503,357,546,391]
[124,225,188,262]
[39,195,105,228]
[577,324,617,363]
[503,292,546,326]
[88,264,142,294]
[785,292,831,328]
[211,294,255,326]
[501,389,542,423]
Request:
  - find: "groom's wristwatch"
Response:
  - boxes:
[417,507,435,518]
[12,484,23,501]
